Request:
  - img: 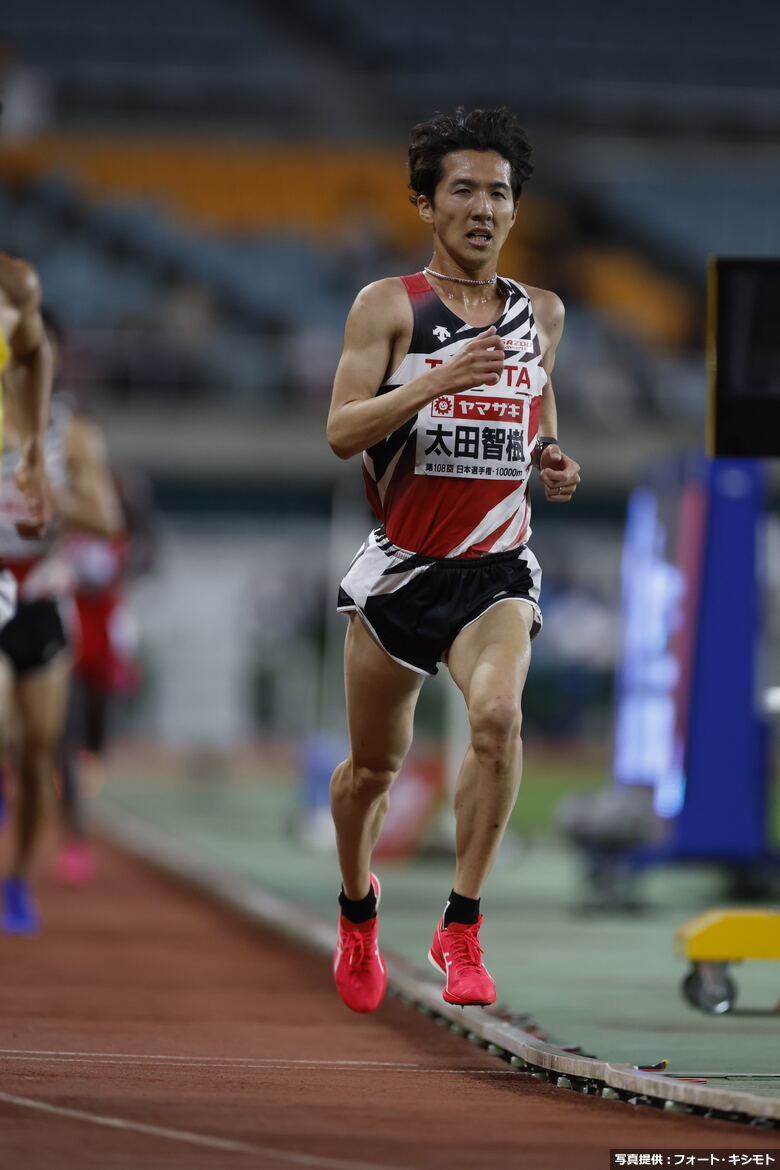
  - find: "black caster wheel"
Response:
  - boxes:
[682,962,737,1014]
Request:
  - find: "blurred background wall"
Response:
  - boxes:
[1,0,778,779]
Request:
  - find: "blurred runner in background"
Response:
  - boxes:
[0,308,119,932]
[57,464,157,883]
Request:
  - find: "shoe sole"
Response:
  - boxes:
[426,947,494,1008]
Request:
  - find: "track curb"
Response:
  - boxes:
[93,803,779,1127]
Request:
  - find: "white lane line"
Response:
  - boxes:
[0,1053,515,1075]
[0,1090,409,1170]
[0,1049,422,1068]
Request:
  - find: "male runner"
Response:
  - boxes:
[327,108,580,1012]
[58,464,155,883]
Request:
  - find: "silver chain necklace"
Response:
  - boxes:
[423,266,497,286]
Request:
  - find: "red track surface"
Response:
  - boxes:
[1,839,778,1170]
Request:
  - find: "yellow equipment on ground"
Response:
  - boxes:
[676,909,780,1013]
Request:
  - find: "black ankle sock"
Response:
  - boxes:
[339,885,377,924]
[443,889,480,927]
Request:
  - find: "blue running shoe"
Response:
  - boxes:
[1,877,40,934]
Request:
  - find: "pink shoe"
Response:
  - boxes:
[333,873,387,1013]
[428,914,496,1006]
[55,842,95,885]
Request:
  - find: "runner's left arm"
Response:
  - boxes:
[532,290,581,504]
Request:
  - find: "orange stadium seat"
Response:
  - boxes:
[0,138,548,257]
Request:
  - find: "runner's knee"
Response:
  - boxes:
[469,696,521,764]
[345,758,403,802]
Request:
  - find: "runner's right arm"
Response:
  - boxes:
[327,281,505,460]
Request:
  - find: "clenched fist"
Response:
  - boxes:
[539,444,580,503]
[440,327,505,394]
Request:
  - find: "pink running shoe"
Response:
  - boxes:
[55,842,95,885]
[428,914,496,1007]
[333,873,386,1013]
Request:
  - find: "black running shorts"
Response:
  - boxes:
[337,527,542,676]
[0,599,69,676]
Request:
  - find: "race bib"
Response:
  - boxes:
[415,392,530,481]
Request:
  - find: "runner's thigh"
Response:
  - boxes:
[344,615,424,769]
[16,656,71,747]
[0,655,14,730]
[447,599,535,707]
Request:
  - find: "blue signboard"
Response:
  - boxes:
[613,457,769,862]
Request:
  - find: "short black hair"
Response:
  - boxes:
[408,107,533,206]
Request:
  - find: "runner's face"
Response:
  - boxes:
[420,150,518,271]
